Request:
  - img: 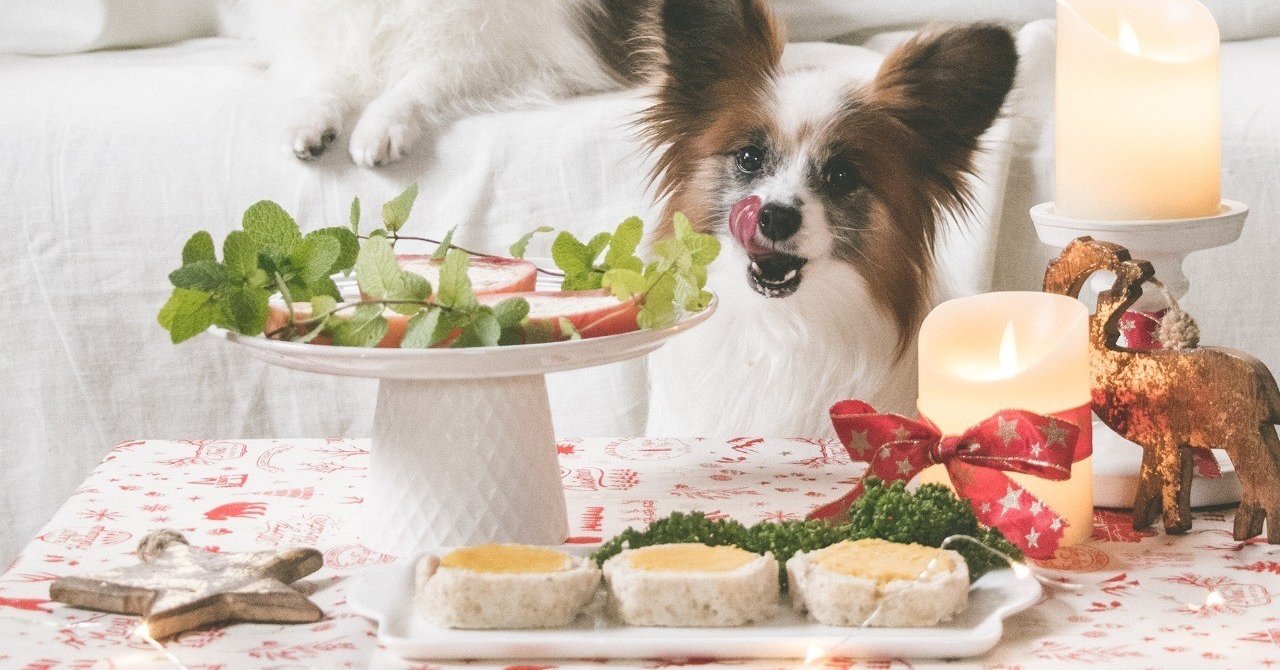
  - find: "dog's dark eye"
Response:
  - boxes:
[735,145,764,174]
[823,160,860,194]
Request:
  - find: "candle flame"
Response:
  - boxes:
[803,644,825,665]
[998,321,1019,378]
[1118,14,1142,55]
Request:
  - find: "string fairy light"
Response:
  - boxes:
[0,614,190,669]
[133,620,192,670]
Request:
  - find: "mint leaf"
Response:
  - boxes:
[637,271,677,329]
[291,234,340,285]
[353,236,402,300]
[349,197,361,234]
[682,230,720,267]
[222,231,259,282]
[491,297,530,328]
[158,288,198,329]
[182,231,216,265]
[388,271,431,316]
[217,284,270,335]
[308,274,342,302]
[242,200,302,252]
[671,211,695,238]
[431,226,456,261]
[431,308,465,346]
[158,288,215,343]
[310,295,338,320]
[309,227,359,275]
[330,304,388,347]
[454,309,501,348]
[585,231,612,262]
[382,183,418,232]
[402,307,444,348]
[551,232,592,275]
[601,268,646,300]
[354,234,430,314]
[605,217,644,272]
[169,260,227,292]
[561,271,603,291]
[509,226,554,258]
[436,249,476,310]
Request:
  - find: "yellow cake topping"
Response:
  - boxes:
[441,544,571,574]
[813,539,954,584]
[628,544,757,572]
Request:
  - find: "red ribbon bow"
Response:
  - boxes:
[808,400,1084,559]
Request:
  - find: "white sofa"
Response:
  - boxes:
[3,2,1279,563]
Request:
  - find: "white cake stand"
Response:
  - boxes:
[214,285,715,557]
[1032,201,1248,509]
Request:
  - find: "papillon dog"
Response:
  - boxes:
[640,0,1018,436]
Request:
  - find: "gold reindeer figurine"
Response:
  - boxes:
[1043,237,1280,541]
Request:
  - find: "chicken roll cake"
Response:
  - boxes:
[786,539,968,627]
[416,544,600,629]
[603,543,778,626]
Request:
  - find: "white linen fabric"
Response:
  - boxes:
[0,0,221,55]
[3,16,1280,564]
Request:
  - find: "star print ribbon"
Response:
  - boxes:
[808,400,1090,559]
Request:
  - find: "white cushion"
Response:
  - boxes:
[0,0,220,55]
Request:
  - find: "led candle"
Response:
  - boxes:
[917,292,1093,547]
[1056,0,1221,220]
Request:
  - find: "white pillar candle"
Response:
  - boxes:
[1056,0,1221,220]
[917,292,1094,547]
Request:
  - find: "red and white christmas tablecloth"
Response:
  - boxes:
[1,437,1278,669]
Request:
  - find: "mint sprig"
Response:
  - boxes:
[597,213,719,328]
[160,184,718,348]
[159,201,357,343]
[551,216,645,289]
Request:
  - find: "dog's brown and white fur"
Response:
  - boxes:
[639,1,1017,435]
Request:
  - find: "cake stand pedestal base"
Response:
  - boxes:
[365,375,567,557]
[217,280,716,559]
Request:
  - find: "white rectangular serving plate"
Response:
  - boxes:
[347,552,1043,661]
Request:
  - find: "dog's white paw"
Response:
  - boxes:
[288,103,344,161]
[348,109,422,168]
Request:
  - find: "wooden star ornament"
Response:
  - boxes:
[50,529,324,639]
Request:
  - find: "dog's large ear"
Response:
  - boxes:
[872,25,1018,200]
[649,0,783,139]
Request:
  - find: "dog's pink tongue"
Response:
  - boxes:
[729,196,762,251]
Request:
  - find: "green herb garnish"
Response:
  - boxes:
[158,185,719,347]
[590,478,1023,585]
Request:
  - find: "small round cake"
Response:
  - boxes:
[416,544,601,629]
[786,539,968,627]
[603,543,778,627]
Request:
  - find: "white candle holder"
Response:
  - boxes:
[1031,200,1249,509]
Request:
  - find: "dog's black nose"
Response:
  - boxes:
[758,203,802,241]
